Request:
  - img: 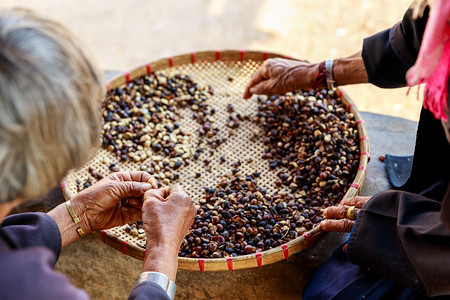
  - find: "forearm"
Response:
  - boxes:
[333,51,368,86]
[139,185,196,283]
[289,51,368,90]
[47,200,91,248]
[142,246,179,282]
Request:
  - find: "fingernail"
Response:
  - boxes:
[320,221,326,227]
[140,183,153,190]
[339,200,344,205]
[249,87,256,94]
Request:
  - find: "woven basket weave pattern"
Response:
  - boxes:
[64,50,369,271]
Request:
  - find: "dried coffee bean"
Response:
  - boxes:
[102,72,215,184]
[121,87,360,260]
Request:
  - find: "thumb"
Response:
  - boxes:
[243,86,253,99]
[249,81,273,96]
[249,81,266,95]
[144,189,165,201]
[169,183,187,196]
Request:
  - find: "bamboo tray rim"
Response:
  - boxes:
[62,49,370,271]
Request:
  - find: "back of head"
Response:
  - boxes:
[0,9,104,203]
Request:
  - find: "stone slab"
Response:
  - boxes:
[359,112,418,197]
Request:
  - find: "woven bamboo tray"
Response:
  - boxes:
[62,50,370,271]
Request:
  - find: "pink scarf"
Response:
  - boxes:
[407,0,450,121]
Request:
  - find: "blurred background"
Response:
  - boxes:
[1,0,422,121]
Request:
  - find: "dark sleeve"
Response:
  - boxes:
[128,282,170,300]
[442,187,450,230]
[362,7,429,88]
[1,212,62,260]
[347,188,450,296]
[0,248,88,300]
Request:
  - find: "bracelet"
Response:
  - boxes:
[136,272,176,300]
[325,59,336,90]
[311,61,326,90]
[65,200,85,237]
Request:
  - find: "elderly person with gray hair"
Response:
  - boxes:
[0,9,195,300]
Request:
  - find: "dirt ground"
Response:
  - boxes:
[0,1,423,299]
[2,0,422,121]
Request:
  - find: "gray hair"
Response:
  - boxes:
[0,9,104,203]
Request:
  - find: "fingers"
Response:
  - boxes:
[243,61,270,99]
[143,184,188,203]
[109,171,158,188]
[127,197,143,209]
[341,196,371,208]
[324,206,347,219]
[111,181,154,199]
[152,184,195,218]
[324,206,360,220]
[157,186,173,199]
[320,196,371,233]
[120,205,142,223]
[168,184,187,197]
[320,219,355,232]
[152,184,188,200]
[143,183,194,235]
[249,79,280,97]
[143,189,165,201]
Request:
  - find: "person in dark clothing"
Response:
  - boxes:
[244,0,450,298]
[0,9,195,300]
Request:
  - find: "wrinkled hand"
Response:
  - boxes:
[71,171,157,233]
[142,184,196,253]
[320,196,371,232]
[243,58,318,99]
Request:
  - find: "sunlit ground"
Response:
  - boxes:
[1,0,422,121]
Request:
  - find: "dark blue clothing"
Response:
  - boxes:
[0,212,169,300]
[303,247,428,300]
[0,213,89,300]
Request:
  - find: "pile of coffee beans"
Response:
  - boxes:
[81,69,361,258]
[179,168,312,258]
[176,89,360,258]
[101,72,215,184]
[255,90,360,205]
